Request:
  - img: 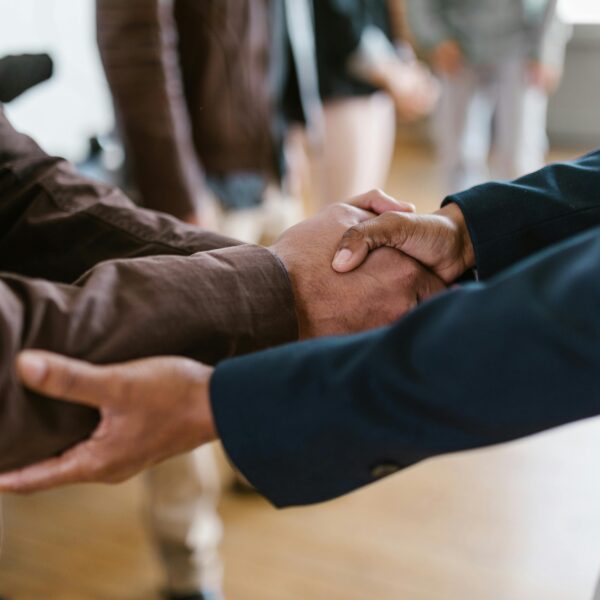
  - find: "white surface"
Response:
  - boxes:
[559,0,600,24]
[0,0,114,160]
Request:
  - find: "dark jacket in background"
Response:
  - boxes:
[0,108,297,472]
[313,0,394,99]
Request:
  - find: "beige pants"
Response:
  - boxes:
[287,92,397,212]
[435,58,549,195]
[145,186,302,594]
[145,445,223,595]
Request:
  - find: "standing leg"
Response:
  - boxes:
[493,57,548,181]
[435,66,494,194]
[316,91,396,206]
[145,446,223,599]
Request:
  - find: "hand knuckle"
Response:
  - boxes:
[342,225,364,241]
[56,367,78,397]
[380,212,400,225]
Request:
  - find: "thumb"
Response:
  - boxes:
[16,350,108,408]
[332,212,412,273]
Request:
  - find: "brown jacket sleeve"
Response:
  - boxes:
[96,0,203,219]
[0,111,298,472]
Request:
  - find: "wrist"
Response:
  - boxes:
[435,203,476,272]
[190,363,218,446]
[268,243,311,338]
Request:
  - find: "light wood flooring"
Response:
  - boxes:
[1,143,599,600]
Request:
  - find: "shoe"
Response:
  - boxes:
[167,591,225,600]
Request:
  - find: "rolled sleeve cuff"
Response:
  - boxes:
[204,245,299,353]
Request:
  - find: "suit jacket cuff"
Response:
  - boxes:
[441,149,600,279]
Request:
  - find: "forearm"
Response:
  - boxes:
[1,245,296,471]
[97,0,202,219]
[211,227,600,507]
[443,149,600,279]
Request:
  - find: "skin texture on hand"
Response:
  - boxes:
[270,192,447,338]
[430,40,463,76]
[0,351,216,493]
[332,198,475,284]
[371,59,439,122]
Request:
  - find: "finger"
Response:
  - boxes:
[347,189,415,215]
[0,445,93,493]
[332,213,408,273]
[332,230,370,273]
[16,350,108,408]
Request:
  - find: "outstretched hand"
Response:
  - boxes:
[0,351,216,493]
[332,193,476,284]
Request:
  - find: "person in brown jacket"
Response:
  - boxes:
[96,0,296,239]
[0,107,444,598]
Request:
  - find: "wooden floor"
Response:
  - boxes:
[1,143,599,600]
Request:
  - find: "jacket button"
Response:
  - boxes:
[371,462,400,479]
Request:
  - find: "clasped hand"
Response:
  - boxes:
[0,192,474,493]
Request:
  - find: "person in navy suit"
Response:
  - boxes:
[1,150,600,507]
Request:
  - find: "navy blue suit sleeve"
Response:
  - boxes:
[211,228,600,507]
[444,149,600,279]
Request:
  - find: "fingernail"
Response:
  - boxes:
[18,352,48,385]
[333,248,353,268]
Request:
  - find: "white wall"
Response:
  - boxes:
[548,24,600,147]
[0,0,113,160]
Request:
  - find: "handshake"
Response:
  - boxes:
[273,189,475,338]
[0,192,476,493]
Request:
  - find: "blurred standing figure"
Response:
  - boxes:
[296,0,437,206]
[97,0,301,244]
[406,0,571,194]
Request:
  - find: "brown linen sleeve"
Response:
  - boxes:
[0,106,236,281]
[96,0,204,219]
[0,110,298,471]
[1,244,296,472]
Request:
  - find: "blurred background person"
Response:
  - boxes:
[286,0,438,209]
[406,0,571,194]
[97,0,303,244]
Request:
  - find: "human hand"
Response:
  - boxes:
[270,190,447,338]
[528,61,561,93]
[374,59,439,122]
[430,40,463,76]
[332,198,475,284]
[0,351,216,493]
